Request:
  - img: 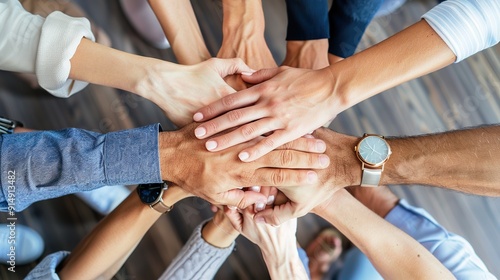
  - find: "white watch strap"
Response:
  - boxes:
[361,168,382,187]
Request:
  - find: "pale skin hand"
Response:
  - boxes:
[69,38,253,127]
[192,20,456,162]
[225,208,308,280]
[158,122,330,209]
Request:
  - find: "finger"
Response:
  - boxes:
[203,118,281,151]
[219,189,267,210]
[238,130,304,162]
[274,191,288,205]
[193,89,260,124]
[276,137,326,153]
[258,150,330,169]
[240,67,285,84]
[266,187,278,205]
[210,58,256,77]
[253,169,318,186]
[253,203,296,226]
[224,206,243,232]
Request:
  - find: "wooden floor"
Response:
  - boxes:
[0,0,499,279]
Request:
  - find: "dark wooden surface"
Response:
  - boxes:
[0,0,499,279]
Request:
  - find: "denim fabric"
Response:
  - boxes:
[0,124,162,211]
[297,246,311,278]
[328,0,383,57]
[286,0,330,40]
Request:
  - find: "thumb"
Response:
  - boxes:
[241,67,284,84]
[224,206,243,232]
[219,189,267,210]
[211,58,255,78]
[253,202,295,227]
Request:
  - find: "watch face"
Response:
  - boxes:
[358,136,391,166]
[137,183,164,204]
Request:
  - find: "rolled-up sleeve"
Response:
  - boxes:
[422,0,500,62]
[25,251,70,280]
[0,124,162,212]
[0,0,95,97]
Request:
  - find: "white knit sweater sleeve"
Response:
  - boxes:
[0,0,95,97]
[422,0,500,63]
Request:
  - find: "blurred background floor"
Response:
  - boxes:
[0,0,499,279]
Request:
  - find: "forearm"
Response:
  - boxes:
[0,125,161,211]
[149,0,210,65]
[161,219,235,280]
[329,20,456,113]
[314,189,454,279]
[201,214,239,248]
[261,246,308,280]
[69,38,169,97]
[58,186,187,279]
[382,125,500,196]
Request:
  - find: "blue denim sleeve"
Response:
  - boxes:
[0,124,162,212]
[285,0,330,40]
[328,0,383,57]
[385,199,495,279]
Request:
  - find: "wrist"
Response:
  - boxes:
[201,219,239,248]
[131,59,180,102]
[158,131,184,184]
[222,0,265,36]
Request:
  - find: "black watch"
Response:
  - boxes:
[0,116,24,135]
[136,182,173,213]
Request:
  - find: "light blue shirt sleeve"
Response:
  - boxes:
[25,251,70,280]
[422,0,500,62]
[386,199,496,279]
[0,124,162,212]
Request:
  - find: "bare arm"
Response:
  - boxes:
[148,0,210,65]
[312,189,454,280]
[58,186,189,280]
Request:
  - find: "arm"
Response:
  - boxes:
[148,0,211,65]
[281,0,330,69]
[57,186,190,280]
[312,189,454,279]
[193,0,499,161]
[0,0,94,97]
[160,210,239,279]
[226,208,308,279]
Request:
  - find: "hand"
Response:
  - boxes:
[217,0,276,91]
[134,58,254,127]
[254,128,360,226]
[282,39,330,70]
[225,207,308,279]
[192,66,342,162]
[159,123,331,209]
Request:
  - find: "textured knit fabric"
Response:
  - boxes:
[0,0,94,97]
[328,0,384,57]
[0,124,162,211]
[159,220,235,280]
[422,0,500,63]
[285,0,330,41]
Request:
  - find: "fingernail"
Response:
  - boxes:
[316,140,326,152]
[255,217,265,223]
[206,140,217,151]
[193,112,204,121]
[267,195,275,205]
[255,202,266,212]
[195,127,206,138]
[307,171,318,183]
[239,152,250,161]
[228,205,237,210]
[241,71,254,76]
[250,186,261,192]
[319,155,330,167]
